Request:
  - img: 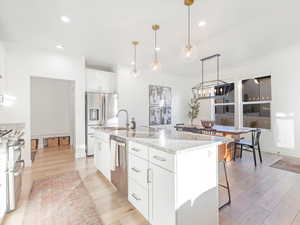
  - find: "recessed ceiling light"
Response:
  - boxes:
[60,16,71,23]
[56,45,64,50]
[198,21,207,27]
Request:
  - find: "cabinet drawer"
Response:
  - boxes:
[128,142,148,160]
[149,148,175,172]
[128,180,148,220]
[128,154,149,188]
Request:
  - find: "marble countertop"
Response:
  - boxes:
[93,126,232,154]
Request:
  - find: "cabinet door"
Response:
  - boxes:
[94,140,102,171]
[149,164,175,225]
[102,142,111,181]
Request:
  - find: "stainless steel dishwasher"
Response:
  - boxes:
[110,135,128,197]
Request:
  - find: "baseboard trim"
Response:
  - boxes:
[75,145,86,158]
[262,146,300,158]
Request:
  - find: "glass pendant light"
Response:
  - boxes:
[130,41,140,78]
[182,0,198,61]
[151,24,161,72]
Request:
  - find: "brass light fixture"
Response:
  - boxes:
[183,0,197,61]
[131,41,140,78]
[151,24,161,71]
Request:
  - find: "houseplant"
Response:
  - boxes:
[188,95,200,125]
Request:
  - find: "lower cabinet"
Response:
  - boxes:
[128,180,149,219]
[128,143,175,225]
[94,138,111,181]
[149,164,175,225]
[128,141,219,225]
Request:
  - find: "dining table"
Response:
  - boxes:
[174,124,257,161]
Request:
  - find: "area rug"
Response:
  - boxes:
[22,171,102,225]
[270,158,300,174]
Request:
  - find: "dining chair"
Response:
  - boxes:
[233,129,262,166]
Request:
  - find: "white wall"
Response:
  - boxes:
[200,42,300,157]
[0,44,86,167]
[86,68,117,92]
[117,67,197,127]
[31,77,75,144]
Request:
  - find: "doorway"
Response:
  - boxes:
[30,77,75,162]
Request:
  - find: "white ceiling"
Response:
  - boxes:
[0,0,300,76]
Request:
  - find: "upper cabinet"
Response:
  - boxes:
[0,42,6,92]
[85,68,117,93]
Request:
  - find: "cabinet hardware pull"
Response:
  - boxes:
[131,193,141,201]
[131,148,140,152]
[131,167,141,173]
[153,155,167,162]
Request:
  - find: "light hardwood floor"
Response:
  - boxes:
[3,146,300,225]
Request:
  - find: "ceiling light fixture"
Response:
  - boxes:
[56,45,64,50]
[131,41,140,78]
[60,16,71,23]
[151,24,161,72]
[183,0,198,61]
[192,54,228,100]
[198,20,207,27]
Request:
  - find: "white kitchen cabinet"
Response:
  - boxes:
[94,136,111,181]
[128,141,219,225]
[128,179,149,219]
[86,68,117,93]
[0,42,6,94]
[149,163,175,225]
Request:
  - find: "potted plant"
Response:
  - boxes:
[188,95,200,126]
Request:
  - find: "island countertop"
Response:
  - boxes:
[93,126,232,154]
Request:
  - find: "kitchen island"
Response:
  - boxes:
[92,126,231,225]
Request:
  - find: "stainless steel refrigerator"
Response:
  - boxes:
[85,92,118,156]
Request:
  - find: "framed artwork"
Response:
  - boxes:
[149,85,172,125]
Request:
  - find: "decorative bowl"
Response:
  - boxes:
[201,120,215,129]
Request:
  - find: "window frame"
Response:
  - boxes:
[241,75,272,130]
[213,82,236,127]
[211,76,272,130]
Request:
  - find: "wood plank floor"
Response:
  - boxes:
[3,146,300,225]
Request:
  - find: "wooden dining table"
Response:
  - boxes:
[174,124,256,161]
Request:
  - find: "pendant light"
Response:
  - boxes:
[183,0,198,61]
[151,24,161,71]
[131,41,140,78]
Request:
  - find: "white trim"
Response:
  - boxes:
[242,101,271,105]
[263,146,300,158]
[75,144,86,158]
[214,103,235,106]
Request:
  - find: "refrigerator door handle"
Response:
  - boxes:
[103,95,106,123]
[102,95,105,125]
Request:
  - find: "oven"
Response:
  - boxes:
[6,139,25,212]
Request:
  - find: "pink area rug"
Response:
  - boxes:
[22,171,102,225]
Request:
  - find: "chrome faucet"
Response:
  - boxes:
[117,109,129,129]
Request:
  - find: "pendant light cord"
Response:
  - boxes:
[154,30,158,61]
[187,6,191,47]
[134,44,137,72]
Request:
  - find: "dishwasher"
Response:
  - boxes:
[110,135,128,197]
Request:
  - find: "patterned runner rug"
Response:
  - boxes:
[22,171,102,225]
[271,157,300,174]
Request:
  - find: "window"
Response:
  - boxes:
[242,76,271,129]
[214,83,235,126]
